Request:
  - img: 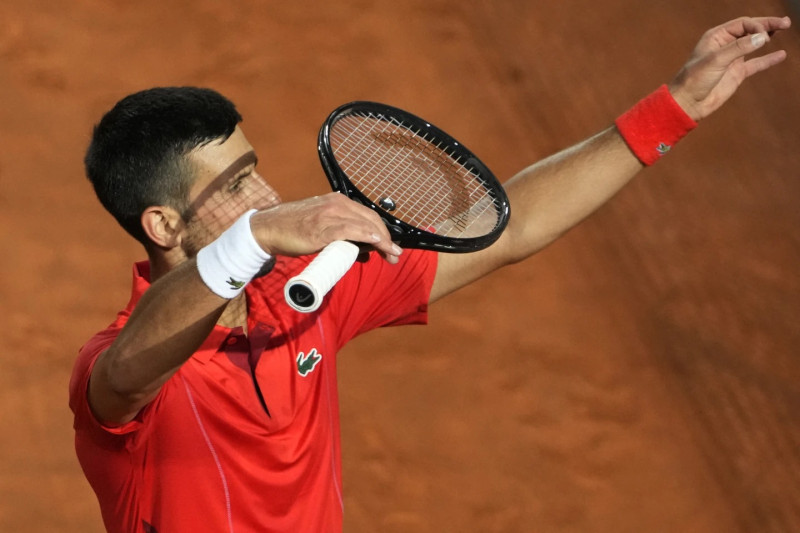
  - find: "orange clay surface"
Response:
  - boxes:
[1,1,799,531]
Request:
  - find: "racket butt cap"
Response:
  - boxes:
[283,240,361,313]
[285,279,322,313]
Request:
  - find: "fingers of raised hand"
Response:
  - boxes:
[711,16,790,42]
[709,27,788,79]
[743,49,789,78]
[714,30,771,67]
[735,16,791,37]
[696,16,790,57]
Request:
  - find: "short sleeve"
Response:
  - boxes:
[69,328,145,440]
[325,248,438,347]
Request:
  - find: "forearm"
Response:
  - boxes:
[431,15,791,303]
[431,126,642,301]
[89,259,228,423]
[499,126,642,263]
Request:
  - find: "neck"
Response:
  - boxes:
[218,295,248,333]
[148,255,173,283]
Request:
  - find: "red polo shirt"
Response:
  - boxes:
[70,250,437,533]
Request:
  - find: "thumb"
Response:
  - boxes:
[713,31,769,69]
[750,32,769,49]
[740,30,771,55]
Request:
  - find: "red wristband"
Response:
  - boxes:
[615,85,698,166]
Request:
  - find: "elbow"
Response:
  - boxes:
[500,225,566,265]
[98,348,153,403]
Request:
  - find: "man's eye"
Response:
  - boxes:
[229,176,246,192]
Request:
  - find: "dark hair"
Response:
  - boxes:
[85,86,243,244]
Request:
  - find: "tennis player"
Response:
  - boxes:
[69,16,791,533]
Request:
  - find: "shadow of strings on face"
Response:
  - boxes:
[180,151,280,258]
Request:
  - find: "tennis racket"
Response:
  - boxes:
[284,101,510,312]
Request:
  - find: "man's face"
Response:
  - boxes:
[181,126,281,256]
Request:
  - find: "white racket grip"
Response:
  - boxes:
[284,240,360,313]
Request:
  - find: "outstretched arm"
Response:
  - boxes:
[430,15,791,302]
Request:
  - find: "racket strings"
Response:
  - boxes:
[334,116,462,209]
[182,170,280,257]
[330,113,500,238]
[377,138,497,235]
[337,116,482,213]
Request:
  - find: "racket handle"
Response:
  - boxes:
[284,241,360,313]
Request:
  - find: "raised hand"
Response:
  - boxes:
[669,16,792,121]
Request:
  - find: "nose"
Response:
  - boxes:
[253,174,282,209]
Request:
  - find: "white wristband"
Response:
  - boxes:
[196,209,272,298]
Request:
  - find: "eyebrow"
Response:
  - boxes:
[189,150,258,210]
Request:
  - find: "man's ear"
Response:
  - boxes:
[141,206,185,249]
